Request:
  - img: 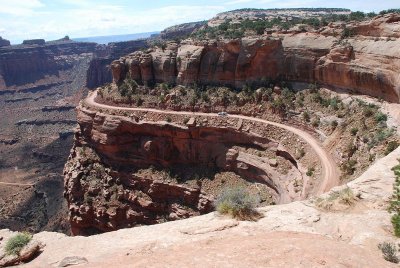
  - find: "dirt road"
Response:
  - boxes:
[85,91,340,194]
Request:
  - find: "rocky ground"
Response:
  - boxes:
[1,146,398,267]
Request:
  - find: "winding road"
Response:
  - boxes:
[85,91,340,195]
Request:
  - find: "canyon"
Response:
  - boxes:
[64,90,337,234]
[1,7,400,267]
[0,37,150,234]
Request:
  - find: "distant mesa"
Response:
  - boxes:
[53,35,71,42]
[0,36,10,47]
[22,39,46,45]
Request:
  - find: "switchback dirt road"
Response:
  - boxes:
[85,91,340,195]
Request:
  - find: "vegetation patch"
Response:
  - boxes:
[5,232,32,256]
[315,187,357,211]
[215,186,261,220]
[378,242,399,264]
[389,160,400,237]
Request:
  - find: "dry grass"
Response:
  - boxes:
[315,187,357,211]
[215,186,262,221]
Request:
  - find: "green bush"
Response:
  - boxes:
[341,27,354,38]
[375,112,388,122]
[5,232,32,256]
[350,127,359,136]
[215,186,260,220]
[389,161,400,237]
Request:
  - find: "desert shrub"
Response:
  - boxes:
[315,187,357,211]
[306,167,315,176]
[329,97,340,110]
[302,111,311,122]
[389,161,400,237]
[331,120,338,128]
[375,111,388,122]
[215,186,260,220]
[341,159,357,175]
[350,127,359,136]
[5,232,32,256]
[336,187,357,205]
[363,107,374,117]
[386,141,400,155]
[378,242,399,263]
[166,117,172,123]
[160,83,169,91]
[297,148,305,159]
[345,142,357,157]
[309,83,319,93]
[341,27,354,38]
[312,118,320,127]
[368,128,395,149]
[136,97,144,106]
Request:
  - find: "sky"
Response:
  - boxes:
[0,0,398,44]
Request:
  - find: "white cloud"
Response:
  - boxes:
[0,0,44,16]
[0,4,226,43]
[225,0,255,5]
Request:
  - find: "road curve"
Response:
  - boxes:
[85,91,340,195]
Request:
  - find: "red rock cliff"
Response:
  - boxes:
[111,15,400,103]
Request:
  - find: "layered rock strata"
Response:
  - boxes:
[64,105,305,235]
[0,40,99,89]
[85,39,150,88]
[111,14,400,103]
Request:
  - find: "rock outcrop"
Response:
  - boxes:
[63,104,305,235]
[22,39,46,46]
[112,15,400,103]
[14,147,400,267]
[160,21,206,40]
[86,39,150,88]
[0,37,10,47]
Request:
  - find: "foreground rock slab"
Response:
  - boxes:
[14,147,400,267]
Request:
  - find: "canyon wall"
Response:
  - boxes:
[0,38,151,91]
[0,41,99,90]
[85,39,150,88]
[111,14,400,103]
[64,105,305,235]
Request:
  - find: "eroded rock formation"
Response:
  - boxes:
[64,104,305,235]
[86,39,150,88]
[111,14,400,103]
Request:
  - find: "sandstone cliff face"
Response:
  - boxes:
[64,105,304,235]
[111,15,400,103]
[0,41,99,90]
[86,39,150,88]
